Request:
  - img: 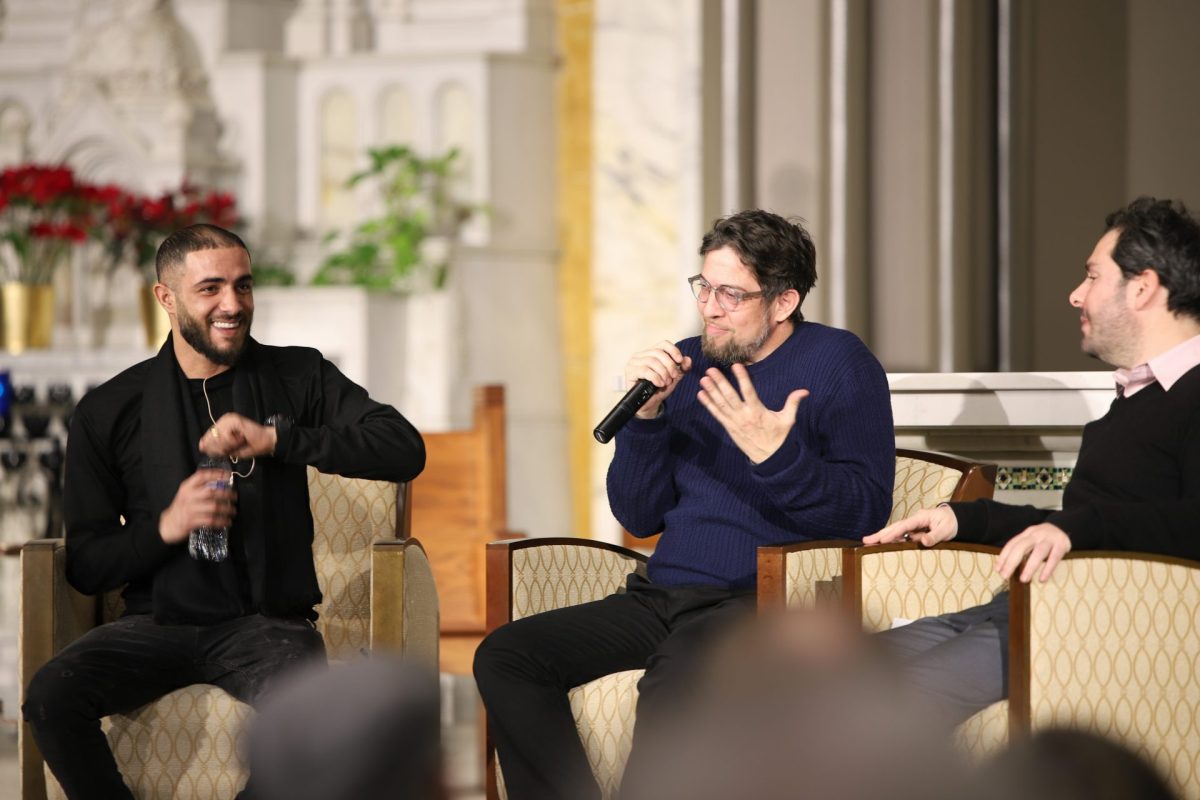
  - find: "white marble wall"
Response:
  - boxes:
[589,0,713,542]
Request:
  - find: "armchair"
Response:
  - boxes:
[484,449,995,799]
[1008,551,1200,800]
[19,468,438,800]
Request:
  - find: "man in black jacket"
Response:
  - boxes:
[865,197,1200,725]
[23,224,426,799]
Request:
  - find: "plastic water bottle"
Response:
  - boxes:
[188,455,232,562]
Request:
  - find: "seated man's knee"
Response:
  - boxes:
[24,659,87,725]
[473,626,510,686]
[473,623,540,693]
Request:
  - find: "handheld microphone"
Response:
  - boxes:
[593,379,658,443]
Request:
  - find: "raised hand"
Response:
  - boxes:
[696,363,808,463]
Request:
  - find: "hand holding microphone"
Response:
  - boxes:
[594,343,692,443]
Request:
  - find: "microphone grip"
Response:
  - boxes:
[593,379,659,443]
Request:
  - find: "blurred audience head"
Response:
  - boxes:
[248,655,445,800]
[621,608,968,800]
[967,728,1178,800]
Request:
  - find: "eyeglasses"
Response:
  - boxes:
[688,275,766,312]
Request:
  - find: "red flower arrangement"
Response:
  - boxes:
[1,162,239,287]
[0,165,92,285]
[88,180,239,283]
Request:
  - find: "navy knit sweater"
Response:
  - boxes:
[607,322,895,589]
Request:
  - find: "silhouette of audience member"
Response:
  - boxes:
[248,656,445,800]
[967,729,1179,800]
[621,609,969,800]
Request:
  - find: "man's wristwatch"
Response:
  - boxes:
[263,414,293,456]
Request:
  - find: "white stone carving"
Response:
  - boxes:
[44,0,230,193]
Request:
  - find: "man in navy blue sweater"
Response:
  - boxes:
[475,209,895,799]
[866,197,1200,727]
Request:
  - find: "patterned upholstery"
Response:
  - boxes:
[888,455,964,524]
[858,547,1004,634]
[493,542,646,800]
[510,544,645,621]
[308,468,399,660]
[783,544,845,609]
[568,670,642,799]
[33,469,420,800]
[779,453,975,611]
[951,700,1009,759]
[857,546,1009,758]
[1026,555,1200,799]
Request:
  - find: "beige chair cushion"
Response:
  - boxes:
[783,545,846,609]
[510,545,645,621]
[47,686,253,800]
[889,456,964,524]
[308,467,398,660]
[1028,557,1200,798]
[858,548,1005,634]
[953,700,1009,760]
[569,669,643,800]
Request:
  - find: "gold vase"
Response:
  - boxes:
[1,282,55,354]
[139,285,172,348]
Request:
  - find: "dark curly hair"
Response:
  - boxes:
[699,209,817,324]
[1104,197,1200,322]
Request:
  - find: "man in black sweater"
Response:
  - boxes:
[865,197,1200,724]
[23,224,426,799]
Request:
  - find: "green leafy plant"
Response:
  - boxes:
[312,145,479,291]
[251,260,297,286]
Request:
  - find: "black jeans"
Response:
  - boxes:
[473,573,755,800]
[23,612,326,800]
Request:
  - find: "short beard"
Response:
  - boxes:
[178,306,250,367]
[701,311,772,365]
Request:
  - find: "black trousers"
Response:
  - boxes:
[23,612,326,800]
[473,573,755,800]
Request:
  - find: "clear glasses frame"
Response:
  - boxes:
[687,274,766,312]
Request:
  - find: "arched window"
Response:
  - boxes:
[319,89,359,228]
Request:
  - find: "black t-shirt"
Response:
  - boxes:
[183,367,253,620]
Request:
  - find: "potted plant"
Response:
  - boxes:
[313,145,479,292]
[0,164,92,353]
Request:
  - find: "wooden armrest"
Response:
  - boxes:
[757,540,859,611]
[370,538,439,667]
[21,539,98,800]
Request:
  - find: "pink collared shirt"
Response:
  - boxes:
[1113,333,1200,397]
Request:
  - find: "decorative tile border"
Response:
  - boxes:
[996,466,1074,491]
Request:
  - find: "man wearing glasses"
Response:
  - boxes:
[475,209,895,799]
